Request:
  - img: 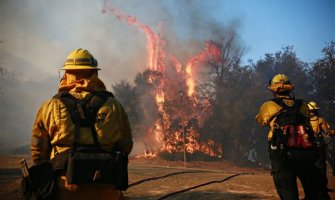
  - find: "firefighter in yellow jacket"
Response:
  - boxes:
[256,74,329,200]
[31,48,133,199]
[308,101,335,185]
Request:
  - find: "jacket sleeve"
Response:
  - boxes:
[117,102,133,155]
[320,117,333,135]
[255,103,269,126]
[31,99,53,164]
[255,101,280,126]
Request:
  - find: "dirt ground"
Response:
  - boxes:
[1,155,334,200]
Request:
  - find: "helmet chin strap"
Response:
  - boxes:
[273,91,295,99]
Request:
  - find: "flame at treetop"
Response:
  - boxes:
[186,41,222,96]
[103,1,223,158]
[103,1,165,72]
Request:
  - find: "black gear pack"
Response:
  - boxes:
[51,90,129,191]
[21,161,57,200]
[270,98,315,150]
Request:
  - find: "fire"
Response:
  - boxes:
[185,41,222,96]
[103,2,222,159]
[169,55,182,73]
[103,1,165,71]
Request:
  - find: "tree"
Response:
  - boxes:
[112,70,163,153]
[112,80,139,136]
[254,46,310,99]
[198,31,250,163]
[309,41,335,123]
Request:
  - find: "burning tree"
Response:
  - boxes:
[197,32,260,163]
[105,2,238,161]
[114,60,223,159]
[105,3,334,166]
[158,57,222,160]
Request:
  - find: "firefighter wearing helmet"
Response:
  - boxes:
[30,48,133,199]
[308,101,333,139]
[308,101,335,181]
[256,74,330,199]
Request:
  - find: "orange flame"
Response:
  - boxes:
[103,2,165,71]
[103,2,222,158]
[169,55,182,73]
[185,41,222,96]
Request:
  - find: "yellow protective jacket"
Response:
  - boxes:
[255,96,310,141]
[309,114,333,137]
[31,73,133,162]
[31,91,133,162]
[30,72,133,199]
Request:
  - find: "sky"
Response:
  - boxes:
[223,0,335,63]
[0,0,334,86]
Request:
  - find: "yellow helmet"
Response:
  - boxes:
[268,74,294,93]
[308,101,319,110]
[61,48,100,70]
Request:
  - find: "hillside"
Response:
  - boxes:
[0,49,58,151]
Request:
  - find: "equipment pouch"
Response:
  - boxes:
[66,148,129,190]
[21,161,57,200]
[286,125,313,148]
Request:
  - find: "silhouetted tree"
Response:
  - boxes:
[198,31,251,163]
[254,46,310,99]
[112,80,140,136]
[309,41,335,123]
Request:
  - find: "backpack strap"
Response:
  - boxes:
[53,91,114,150]
[86,91,114,149]
[53,92,83,150]
[269,98,303,120]
[271,98,302,110]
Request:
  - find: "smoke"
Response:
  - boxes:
[0,0,243,152]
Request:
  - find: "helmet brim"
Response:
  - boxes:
[61,65,101,70]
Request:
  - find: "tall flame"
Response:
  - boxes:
[103,1,223,158]
[103,2,164,71]
[103,1,166,155]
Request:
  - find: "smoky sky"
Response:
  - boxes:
[0,0,241,86]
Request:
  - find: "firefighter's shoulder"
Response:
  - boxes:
[259,100,282,111]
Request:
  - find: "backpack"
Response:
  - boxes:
[51,91,129,190]
[270,98,315,150]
